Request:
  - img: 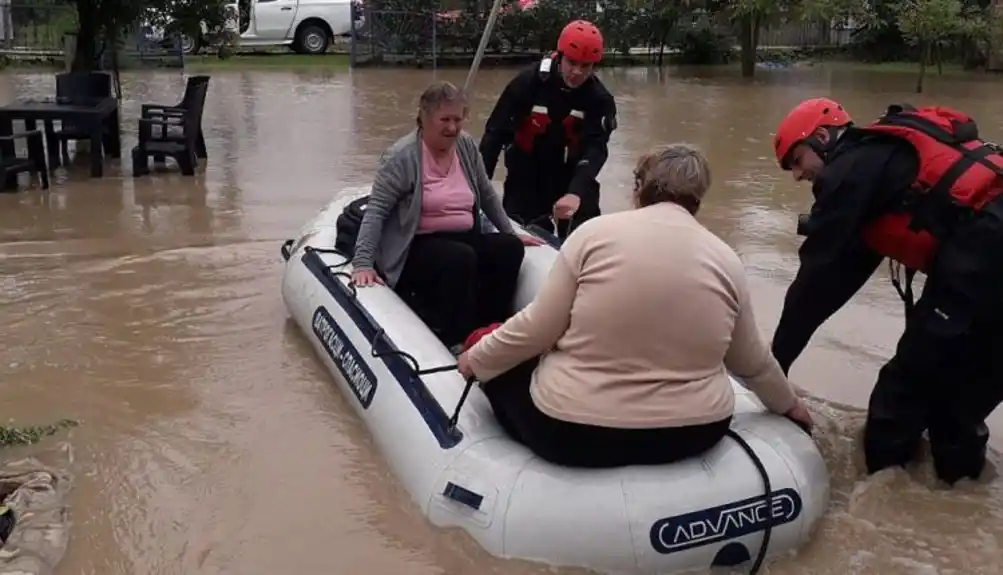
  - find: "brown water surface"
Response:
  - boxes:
[1,64,1003,574]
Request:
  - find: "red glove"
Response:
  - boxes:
[464,323,502,351]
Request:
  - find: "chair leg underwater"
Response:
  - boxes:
[177,151,195,176]
[26,132,49,190]
[195,130,207,159]
[131,146,149,177]
[37,163,49,190]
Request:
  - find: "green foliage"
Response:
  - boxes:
[799,0,876,24]
[145,0,233,41]
[722,0,784,18]
[676,27,734,63]
[0,420,78,447]
[895,0,965,46]
[71,0,230,70]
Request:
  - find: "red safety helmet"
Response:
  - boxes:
[773,98,852,170]
[557,20,603,64]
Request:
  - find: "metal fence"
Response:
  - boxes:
[758,20,855,48]
[349,4,857,67]
[0,1,76,57]
[349,3,534,67]
[0,2,182,68]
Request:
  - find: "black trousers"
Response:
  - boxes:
[482,357,732,468]
[866,200,1003,484]
[394,230,525,347]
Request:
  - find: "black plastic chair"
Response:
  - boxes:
[140,75,210,161]
[132,79,209,176]
[49,71,114,167]
[0,129,49,191]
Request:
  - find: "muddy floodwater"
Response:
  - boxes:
[1,64,1003,574]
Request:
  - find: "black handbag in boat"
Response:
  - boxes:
[334,195,369,258]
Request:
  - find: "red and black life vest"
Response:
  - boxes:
[858,104,1003,274]
[512,54,585,158]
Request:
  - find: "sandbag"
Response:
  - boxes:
[0,455,73,575]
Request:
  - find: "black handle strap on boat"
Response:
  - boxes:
[298,245,471,426]
[369,329,471,431]
[301,247,356,296]
[448,376,478,431]
[725,428,773,575]
[283,240,350,263]
[370,328,459,376]
[303,245,352,268]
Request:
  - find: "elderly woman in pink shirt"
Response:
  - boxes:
[351,82,541,350]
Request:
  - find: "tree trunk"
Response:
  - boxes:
[961,37,981,70]
[71,0,98,71]
[739,14,756,78]
[916,41,930,94]
[657,27,666,66]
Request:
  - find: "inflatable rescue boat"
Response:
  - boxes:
[280,186,830,575]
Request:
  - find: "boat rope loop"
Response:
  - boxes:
[293,246,776,572]
[725,429,773,574]
[511,213,574,247]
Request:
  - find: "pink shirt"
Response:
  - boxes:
[417,142,475,234]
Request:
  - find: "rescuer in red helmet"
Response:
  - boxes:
[479,19,617,240]
[772,97,1003,486]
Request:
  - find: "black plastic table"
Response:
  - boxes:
[0,97,121,179]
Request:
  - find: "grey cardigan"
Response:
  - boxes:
[351,129,517,287]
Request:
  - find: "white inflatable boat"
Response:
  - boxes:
[280,186,831,575]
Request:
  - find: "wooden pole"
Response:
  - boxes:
[463,0,505,93]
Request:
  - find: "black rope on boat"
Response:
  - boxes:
[448,376,478,431]
[511,213,572,248]
[303,245,352,268]
[370,329,459,376]
[725,429,773,575]
[370,328,468,429]
[330,271,357,298]
[302,245,468,425]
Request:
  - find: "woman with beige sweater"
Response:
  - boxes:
[457,143,813,468]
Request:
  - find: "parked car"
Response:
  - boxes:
[224,0,355,55]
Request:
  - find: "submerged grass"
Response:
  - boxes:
[0,419,78,447]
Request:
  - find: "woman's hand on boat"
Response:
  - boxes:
[457,352,475,380]
[351,269,384,287]
[518,233,545,246]
[783,398,813,435]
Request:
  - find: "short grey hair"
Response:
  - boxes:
[632,143,711,213]
[417,81,468,123]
